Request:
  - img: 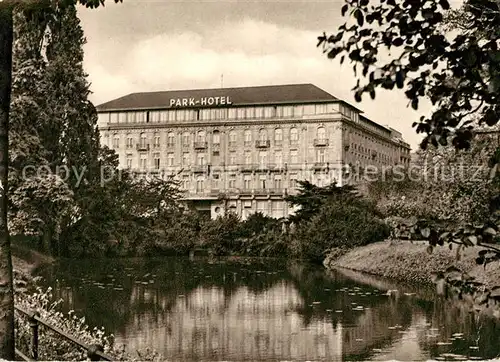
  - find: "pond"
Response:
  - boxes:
[34,257,500,361]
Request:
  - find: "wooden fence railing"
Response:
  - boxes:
[14,305,114,361]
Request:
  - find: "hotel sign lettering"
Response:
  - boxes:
[169,96,232,107]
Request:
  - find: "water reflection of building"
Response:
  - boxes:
[120,283,344,360]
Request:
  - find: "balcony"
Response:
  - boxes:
[191,165,208,173]
[255,140,271,148]
[255,163,270,171]
[194,141,208,150]
[166,142,175,149]
[313,162,328,170]
[269,163,286,172]
[212,142,221,151]
[136,143,150,151]
[314,139,329,147]
[241,163,256,172]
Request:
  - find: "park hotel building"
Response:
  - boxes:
[96,84,411,219]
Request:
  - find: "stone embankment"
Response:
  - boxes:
[324,240,500,288]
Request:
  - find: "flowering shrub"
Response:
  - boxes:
[14,287,163,361]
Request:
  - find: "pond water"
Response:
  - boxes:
[34,257,500,361]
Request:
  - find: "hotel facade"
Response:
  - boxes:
[96,84,411,219]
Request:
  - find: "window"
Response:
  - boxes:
[150,111,160,123]
[293,106,303,117]
[153,133,160,148]
[257,200,268,215]
[246,107,255,119]
[139,133,147,148]
[274,128,282,144]
[264,107,275,118]
[290,128,298,143]
[167,153,174,166]
[259,128,267,141]
[229,130,237,147]
[135,112,146,123]
[255,107,264,118]
[290,150,298,164]
[167,132,175,147]
[197,130,206,143]
[140,155,147,170]
[153,153,160,169]
[244,175,252,190]
[212,174,220,190]
[244,151,252,165]
[229,151,237,165]
[182,152,190,166]
[176,110,186,122]
[182,175,190,190]
[303,105,315,115]
[316,149,325,163]
[259,175,267,189]
[213,130,220,145]
[274,175,282,189]
[244,130,252,144]
[317,126,326,140]
[274,151,283,166]
[315,104,328,114]
[112,134,120,148]
[197,153,206,166]
[237,108,246,119]
[271,201,284,218]
[280,106,293,118]
[182,132,190,146]
[228,176,236,189]
[118,112,127,123]
[126,155,132,169]
[258,151,267,166]
[126,136,134,149]
[196,178,204,192]
[290,174,298,189]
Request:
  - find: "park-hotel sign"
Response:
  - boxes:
[169,96,232,107]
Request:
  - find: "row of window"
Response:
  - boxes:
[126,149,328,169]
[182,173,299,193]
[101,104,339,125]
[108,127,321,149]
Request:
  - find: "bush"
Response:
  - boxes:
[291,200,390,263]
[14,287,163,361]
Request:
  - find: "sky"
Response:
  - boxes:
[78,0,463,151]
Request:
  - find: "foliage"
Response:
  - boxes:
[286,180,389,262]
[14,287,162,361]
[318,0,500,150]
[285,180,368,224]
[199,212,244,255]
[9,174,74,254]
[291,199,390,262]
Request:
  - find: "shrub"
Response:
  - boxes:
[292,200,390,263]
[14,287,163,361]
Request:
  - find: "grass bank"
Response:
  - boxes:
[324,240,500,287]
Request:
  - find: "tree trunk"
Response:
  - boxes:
[0,4,15,361]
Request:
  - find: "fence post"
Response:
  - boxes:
[87,344,104,361]
[29,311,40,360]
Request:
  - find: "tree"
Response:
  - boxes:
[317,0,500,150]
[285,180,364,224]
[0,0,121,359]
[317,0,500,312]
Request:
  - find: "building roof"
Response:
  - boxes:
[96,83,339,111]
